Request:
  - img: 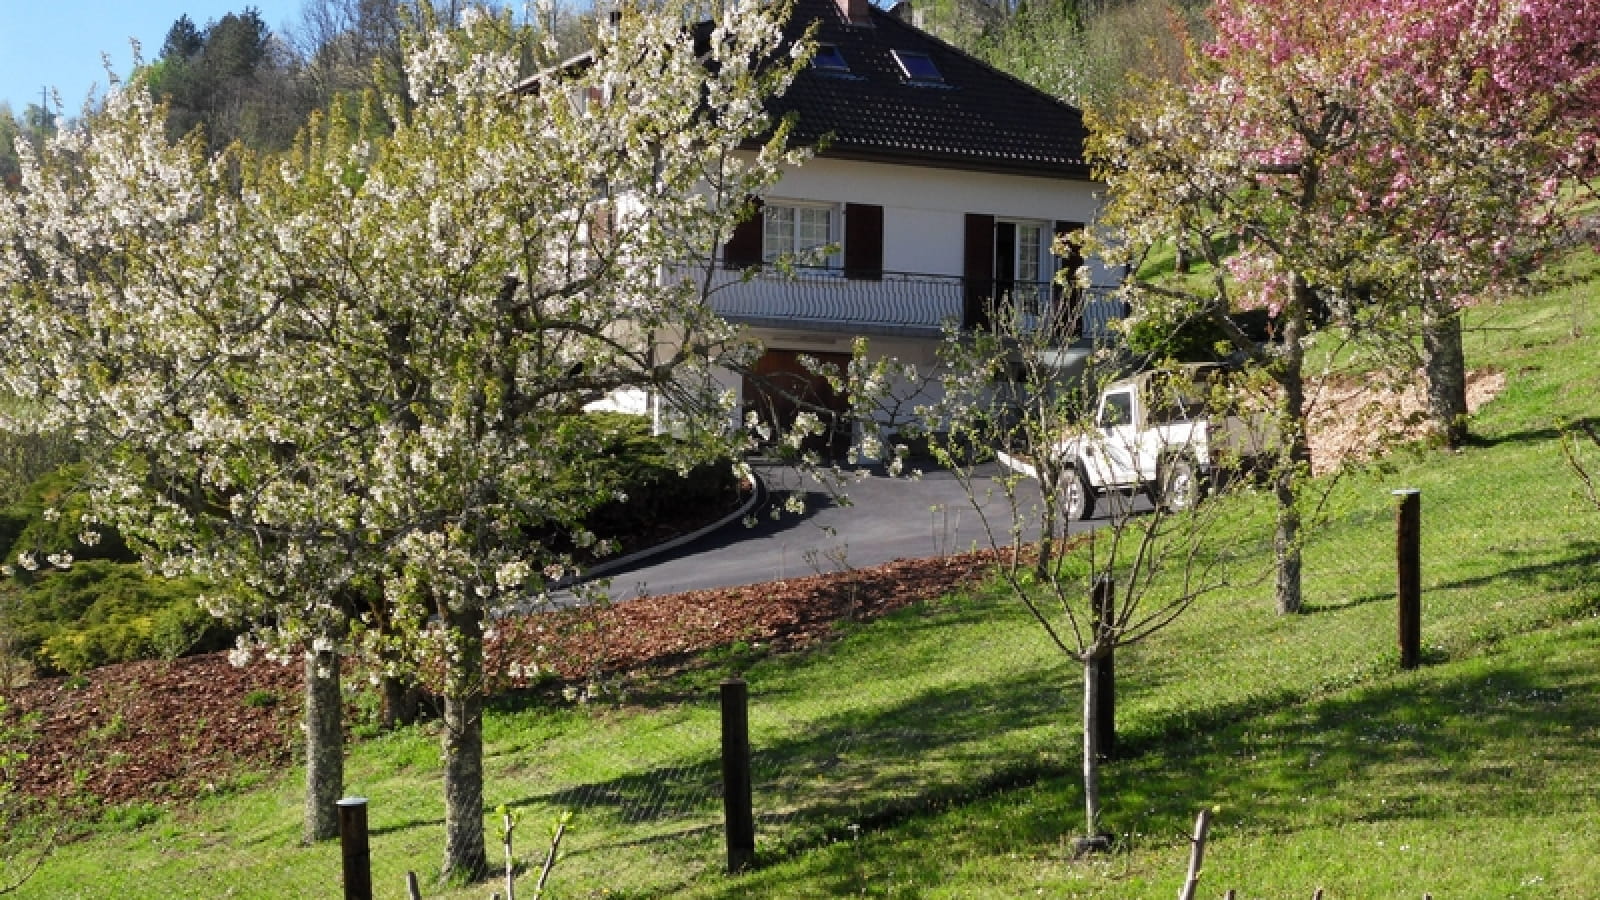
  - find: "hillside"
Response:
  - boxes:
[2,248,1596,898]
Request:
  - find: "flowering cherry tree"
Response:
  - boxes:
[1088,0,1600,614]
[0,0,804,878]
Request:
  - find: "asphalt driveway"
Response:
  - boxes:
[595,459,1107,600]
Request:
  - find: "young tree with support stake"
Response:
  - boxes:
[875,301,1256,845]
[0,0,806,880]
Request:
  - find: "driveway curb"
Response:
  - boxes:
[564,474,765,585]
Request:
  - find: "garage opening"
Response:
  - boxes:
[741,349,853,459]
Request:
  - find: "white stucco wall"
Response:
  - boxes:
[765,156,1114,284]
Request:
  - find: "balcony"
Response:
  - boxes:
[663,264,1122,342]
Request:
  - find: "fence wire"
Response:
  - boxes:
[19,453,1594,899]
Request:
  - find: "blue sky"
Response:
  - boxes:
[0,1,305,115]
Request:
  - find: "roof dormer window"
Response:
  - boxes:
[892,49,943,84]
[812,44,850,73]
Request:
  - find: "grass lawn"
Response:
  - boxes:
[8,250,1600,898]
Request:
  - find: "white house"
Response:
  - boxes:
[582,0,1122,449]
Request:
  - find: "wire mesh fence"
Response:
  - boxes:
[16,451,1596,900]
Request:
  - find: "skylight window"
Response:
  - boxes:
[892,49,943,83]
[812,44,850,73]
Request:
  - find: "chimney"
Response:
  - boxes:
[835,0,873,25]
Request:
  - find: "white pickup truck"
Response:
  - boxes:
[1054,364,1270,520]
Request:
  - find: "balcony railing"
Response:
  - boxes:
[662,263,1124,341]
[662,264,961,336]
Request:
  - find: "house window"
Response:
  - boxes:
[892,49,943,84]
[995,219,1055,315]
[763,203,839,268]
[1016,223,1043,285]
[812,44,850,73]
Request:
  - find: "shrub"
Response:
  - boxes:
[8,561,234,676]
[242,689,279,709]
[530,412,739,557]
[1,464,137,566]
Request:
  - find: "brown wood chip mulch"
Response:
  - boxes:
[3,547,1006,809]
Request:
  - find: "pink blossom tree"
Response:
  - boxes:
[1088,0,1600,614]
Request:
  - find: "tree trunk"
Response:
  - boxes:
[440,611,489,882]
[1273,497,1304,615]
[303,643,344,844]
[1420,286,1469,449]
[1273,278,1312,616]
[1081,652,1103,839]
[380,674,423,730]
[1035,464,1059,581]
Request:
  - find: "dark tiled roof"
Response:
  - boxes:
[516,0,1091,179]
[771,0,1092,179]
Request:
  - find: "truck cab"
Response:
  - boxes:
[1057,364,1262,520]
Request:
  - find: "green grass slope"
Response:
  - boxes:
[10,250,1600,899]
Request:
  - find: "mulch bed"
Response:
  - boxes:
[3,547,1009,810]
[4,655,302,807]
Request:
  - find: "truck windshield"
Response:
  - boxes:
[1098,392,1133,427]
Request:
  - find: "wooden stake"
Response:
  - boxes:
[337,797,371,900]
[1177,807,1211,900]
[721,679,755,874]
[1395,489,1422,669]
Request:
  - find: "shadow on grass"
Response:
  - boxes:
[369,816,444,838]
[1428,540,1600,596]
[1300,592,1391,614]
[498,664,1077,851]
[1465,415,1600,450]
[1103,642,1600,841]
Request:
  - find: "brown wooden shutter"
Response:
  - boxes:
[723,199,764,270]
[843,203,884,280]
[963,213,995,330]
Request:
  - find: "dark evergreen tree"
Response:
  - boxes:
[147,7,310,153]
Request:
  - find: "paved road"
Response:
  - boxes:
[594,460,1109,600]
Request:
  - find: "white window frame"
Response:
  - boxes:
[998,217,1056,314]
[763,201,841,270]
[891,49,944,84]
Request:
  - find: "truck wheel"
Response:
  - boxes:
[1161,458,1205,512]
[1065,469,1097,521]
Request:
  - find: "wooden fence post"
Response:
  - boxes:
[720,679,755,874]
[337,797,372,900]
[1394,489,1422,669]
[1092,575,1116,759]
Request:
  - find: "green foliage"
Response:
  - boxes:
[2,560,228,675]
[0,465,136,566]
[145,7,303,153]
[972,0,1205,110]
[553,413,739,554]
[242,689,279,709]
[0,400,77,508]
[0,102,20,189]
